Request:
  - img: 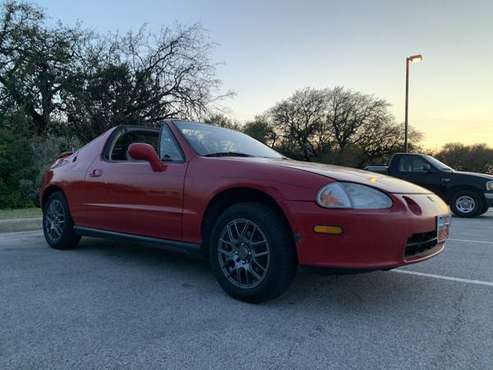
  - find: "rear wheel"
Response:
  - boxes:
[209,202,297,303]
[43,192,81,250]
[450,190,483,218]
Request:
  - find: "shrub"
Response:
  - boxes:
[0,126,36,208]
[0,114,81,208]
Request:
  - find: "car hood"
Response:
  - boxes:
[453,170,493,181]
[272,159,432,194]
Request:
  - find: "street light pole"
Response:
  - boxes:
[404,54,423,153]
[404,59,410,153]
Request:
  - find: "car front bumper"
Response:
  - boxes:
[286,193,450,271]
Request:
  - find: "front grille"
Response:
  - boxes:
[405,231,438,257]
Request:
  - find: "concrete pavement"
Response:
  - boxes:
[1,211,492,369]
[0,217,42,233]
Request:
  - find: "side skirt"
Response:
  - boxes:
[74,226,203,256]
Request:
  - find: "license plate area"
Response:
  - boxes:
[437,215,450,243]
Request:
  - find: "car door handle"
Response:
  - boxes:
[89,169,103,178]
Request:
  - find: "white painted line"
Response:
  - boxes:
[448,238,493,245]
[394,269,493,287]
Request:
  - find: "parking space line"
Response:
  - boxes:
[394,269,493,287]
[448,238,493,245]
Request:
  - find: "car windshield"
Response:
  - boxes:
[426,155,454,171]
[174,121,284,159]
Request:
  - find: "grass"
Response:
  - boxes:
[0,207,41,220]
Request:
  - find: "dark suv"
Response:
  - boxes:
[365,153,493,217]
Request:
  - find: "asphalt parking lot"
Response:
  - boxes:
[1,211,492,369]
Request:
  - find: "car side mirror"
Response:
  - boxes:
[128,143,167,172]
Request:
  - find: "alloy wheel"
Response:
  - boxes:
[217,218,270,289]
[44,199,66,242]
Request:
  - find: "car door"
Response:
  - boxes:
[393,155,445,196]
[83,125,187,241]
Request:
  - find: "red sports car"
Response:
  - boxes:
[40,120,450,302]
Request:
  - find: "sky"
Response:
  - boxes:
[38,0,493,149]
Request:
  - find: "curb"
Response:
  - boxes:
[0,218,42,233]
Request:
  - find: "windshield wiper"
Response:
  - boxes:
[204,152,253,158]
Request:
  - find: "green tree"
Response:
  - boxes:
[0,1,85,135]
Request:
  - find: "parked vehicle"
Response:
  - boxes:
[365,153,493,218]
[40,121,450,303]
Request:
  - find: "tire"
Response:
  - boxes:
[450,190,483,218]
[480,202,490,216]
[43,191,81,250]
[208,202,297,303]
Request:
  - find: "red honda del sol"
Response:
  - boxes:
[40,120,450,302]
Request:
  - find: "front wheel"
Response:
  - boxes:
[43,191,81,250]
[480,202,490,216]
[209,202,297,303]
[450,190,483,218]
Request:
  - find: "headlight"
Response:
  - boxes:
[316,182,392,209]
[487,181,493,191]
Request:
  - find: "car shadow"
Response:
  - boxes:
[76,237,442,313]
[452,209,493,221]
[78,236,211,277]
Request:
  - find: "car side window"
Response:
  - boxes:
[399,156,432,173]
[110,130,159,161]
[160,125,184,161]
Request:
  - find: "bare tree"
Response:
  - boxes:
[270,88,327,160]
[435,143,493,174]
[203,112,241,130]
[63,24,230,141]
[265,87,421,165]
[0,1,230,140]
[324,87,391,153]
[243,114,278,148]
